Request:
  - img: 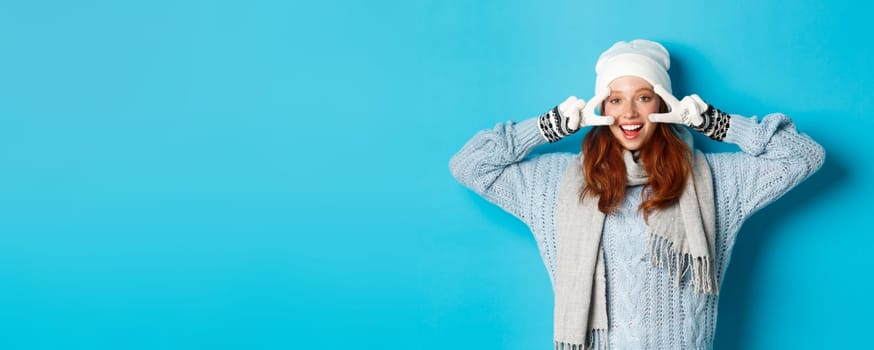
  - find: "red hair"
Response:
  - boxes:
[580,124,692,219]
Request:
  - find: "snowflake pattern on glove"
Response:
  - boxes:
[537,106,576,143]
[694,105,731,141]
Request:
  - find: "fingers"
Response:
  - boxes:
[582,90,614,126]
[558,96,582,132]
[582,91,605,118]
[588,89,609,109]
[587,115,615,126]
[650,85,696,125]
[558,96,582,115]
[687,94,708,114]
[653,84,680,106]
[648,112,676,124]
[679,96,702,115]
[573,99,586,111]
[678,96,704,127]
[561,96,578,108]
[566,99,584,131]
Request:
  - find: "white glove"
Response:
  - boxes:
[649,84,732,141]
[648,84,708,127]
[581,89,617,128]
[558,96,587,134]
[538,96,597,143]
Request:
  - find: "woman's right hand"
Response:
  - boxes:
[581,90,617,128]
[538,96,615,143]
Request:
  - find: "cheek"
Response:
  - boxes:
[607,125,624,141]
[641,102,661,115]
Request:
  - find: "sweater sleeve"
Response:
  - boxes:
[449,117,567,226]
[706,113,825,278]
[712,113,825,217]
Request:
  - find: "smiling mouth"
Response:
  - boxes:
[620,124,643,139]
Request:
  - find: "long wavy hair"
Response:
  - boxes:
[580,105,692,219]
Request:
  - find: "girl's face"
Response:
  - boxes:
[603,76,663,151]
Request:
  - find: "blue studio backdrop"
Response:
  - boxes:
[0,0,871,349]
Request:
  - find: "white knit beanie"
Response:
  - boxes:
[594,39,672,95]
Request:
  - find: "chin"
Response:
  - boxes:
[619,141,644,151]
[622,143,643,151]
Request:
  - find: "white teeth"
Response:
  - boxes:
[621,124,642,131]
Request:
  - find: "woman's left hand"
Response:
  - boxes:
[648,84,708,127]
[649,84,731,141]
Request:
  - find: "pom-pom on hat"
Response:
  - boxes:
[595,39,672,95]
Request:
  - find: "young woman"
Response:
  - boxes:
[449,40,824,349]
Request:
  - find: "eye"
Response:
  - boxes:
[608,98,621,104]
[639,95,653,102]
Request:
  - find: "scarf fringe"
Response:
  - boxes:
[555,329,607,350]
[647,234,717,295]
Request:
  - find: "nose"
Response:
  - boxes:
[617,101,640,119]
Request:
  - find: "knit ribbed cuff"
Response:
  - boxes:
[722,115,755,144]
[516,117,550,151]
[721,115,764,155]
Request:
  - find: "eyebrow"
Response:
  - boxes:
[610,88,655,94]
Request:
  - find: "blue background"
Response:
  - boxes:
[0,0,870,349]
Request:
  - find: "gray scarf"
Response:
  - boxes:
[553,129,717,350]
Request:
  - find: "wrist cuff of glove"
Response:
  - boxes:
[692,104,731,141]
[537,106,575,143]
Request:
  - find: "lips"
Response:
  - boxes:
[620,123,643,139]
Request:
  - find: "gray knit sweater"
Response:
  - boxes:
[448,113,824,349]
